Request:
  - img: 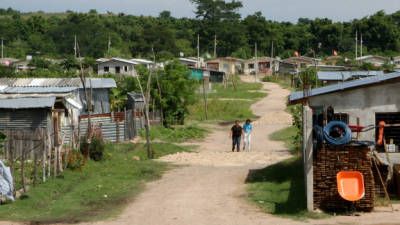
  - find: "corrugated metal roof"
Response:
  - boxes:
[317,71,384,81]
[0,97,56,109]
[0,78,116,89]
[290,72,400,102]
[0,87,77,94]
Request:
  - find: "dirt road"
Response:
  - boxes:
[82,77,400,225]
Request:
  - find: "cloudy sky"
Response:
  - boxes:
[1,0,400,22]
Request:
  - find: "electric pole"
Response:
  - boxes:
[355,30,358,59]
[1,38,4,59]
[214,35,217,58]
[74,35,77,58]
[271,41,274,76]
[255,42,258,82]
[360,33,363,58]
[108,35,111,56]
[197,34,200,67]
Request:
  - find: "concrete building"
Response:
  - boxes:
[322,56,342,66]
[282,56,320,71]
[97,58,138,76]
[179,57,205,67]
[355,55,387,67]
[244,57,275,75]
[392,56,400,71]
[130,59,154,69]
[290,72,400,211]
[206,57,243,77]
[290,72,400,142]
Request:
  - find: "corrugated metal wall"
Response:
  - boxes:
[62,110,142,143]
[0,109,49,130]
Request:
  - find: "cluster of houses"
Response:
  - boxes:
[1,54,399,76]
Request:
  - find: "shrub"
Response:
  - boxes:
[80,137,105,161]
[62,149,86,170]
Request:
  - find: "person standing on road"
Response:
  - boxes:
[230,120,243,152]
[243,119,253,152]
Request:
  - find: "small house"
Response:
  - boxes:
[290,72,400,211]
[0,97,59,159]
[317,71,384,85]
[97,58,138,76]
[355,55,387,67]
[322,56,342,66]
[188,66,224,83]
[130,59,154,69]
[179,57,205,67]
[0,78,117,116]
[392,56,400,71]
[244,57,276,75]
[206,57,243,77]
[282,56,320,71]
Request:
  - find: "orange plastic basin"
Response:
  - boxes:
[337,171,365,202]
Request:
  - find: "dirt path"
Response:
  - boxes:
[81,77,300,225]
[67,76,400,225]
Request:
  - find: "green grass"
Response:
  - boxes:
[139,124,207,143]
[0,142,191,223]
[188,97,258,121]
[262,75,296,91]
[208,79,267,100]
[188,76,265,122]
[246,157,329,221]
[269,126,298,154]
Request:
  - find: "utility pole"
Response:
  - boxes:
[255,42,258,82]
[197,34,200,67]
[1,38,4,59]
[271,41,274,76]
[214,34,217,58]
[108,35,111,56]
[74,35,77,58]
[355,30,358,59]
[360,33,363,58]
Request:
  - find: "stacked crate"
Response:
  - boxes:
[313,145,375,211]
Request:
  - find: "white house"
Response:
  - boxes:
[97,58,138,76]
[130,59,154,69]
[355,55,387,67]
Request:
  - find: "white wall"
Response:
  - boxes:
[308,82,400,141]
[98,61,135,76]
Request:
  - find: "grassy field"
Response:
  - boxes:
[188,76,266,122]
[0,142,192,223]
[139,124,207,143]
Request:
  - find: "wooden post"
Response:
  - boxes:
[9,131,15,197]
[42,129,46,182]
[116,119,120,143]
[202,77,208,120]
[133,110,137,137]
[231,74,236,90]
[33,140,38,186]
[21,144,26,192]
[47,131,51,177]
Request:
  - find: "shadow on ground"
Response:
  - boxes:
[245,157,326,220]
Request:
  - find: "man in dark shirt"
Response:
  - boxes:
[230,120,243,152]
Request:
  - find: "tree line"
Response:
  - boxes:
[1,1,400,61]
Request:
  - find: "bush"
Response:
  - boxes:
[80,136,105,161]
[62,149,86,170]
